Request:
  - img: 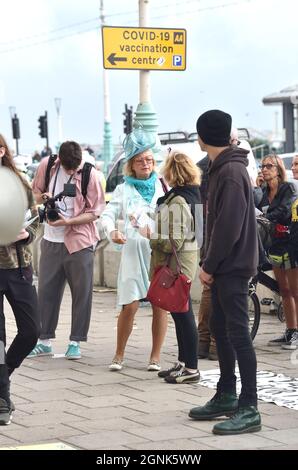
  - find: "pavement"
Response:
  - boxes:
[1,286,298,450]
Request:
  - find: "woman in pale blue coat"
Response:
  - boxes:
[101,129,168,371]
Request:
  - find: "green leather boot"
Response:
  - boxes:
[189,392,238,420]
[212,406,261,435]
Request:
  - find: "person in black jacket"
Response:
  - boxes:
[256,155,297,347]
[0,134,39,425]
[189,109,261,435]
[283,155,298,350]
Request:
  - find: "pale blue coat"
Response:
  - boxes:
[101,179,164,305]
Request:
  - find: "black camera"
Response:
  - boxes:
[39,183,76,223]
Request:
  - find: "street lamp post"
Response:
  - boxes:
[54,97,63,148]
[100,0,114,174]
[134,0,160,151]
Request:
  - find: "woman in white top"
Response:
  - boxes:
[101,129,168,372]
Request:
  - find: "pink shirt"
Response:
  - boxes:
[33,157,105,254]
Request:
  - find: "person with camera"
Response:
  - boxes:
[0,134,39,425]
[28,141,104,360]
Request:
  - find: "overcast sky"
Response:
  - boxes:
[0,0,297,154]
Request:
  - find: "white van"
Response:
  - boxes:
[159,130,258,184]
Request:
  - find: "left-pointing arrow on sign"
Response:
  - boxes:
[107,53,128,66]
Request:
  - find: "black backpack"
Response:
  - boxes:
[43,154,93,198]
[256,215,274,251]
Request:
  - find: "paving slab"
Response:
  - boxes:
[1,287,298,450]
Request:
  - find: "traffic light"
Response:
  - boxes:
[38,112,48,138]
[127,107,133,134]
[12,115,20,140]
[123,104,133,135]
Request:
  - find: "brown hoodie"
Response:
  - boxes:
[203,147,258,277]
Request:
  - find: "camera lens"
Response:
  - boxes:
[46,207,60,221]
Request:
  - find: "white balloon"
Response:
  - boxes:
[0,167,27,245]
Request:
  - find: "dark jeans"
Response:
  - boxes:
[0,267,39,387]
[171,298,198,369]
[210,275,257,407]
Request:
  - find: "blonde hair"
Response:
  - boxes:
[262,154,287,183]
[123,150,156,177]
[162,150,201,187]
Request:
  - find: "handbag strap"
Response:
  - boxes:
[159,177,168,194]
[167,237,182,274]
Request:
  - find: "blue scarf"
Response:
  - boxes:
[124,172,157,203]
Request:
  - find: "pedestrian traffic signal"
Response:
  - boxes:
[38,113,48,138]
[123,104,133,135]
[12,116,20,140]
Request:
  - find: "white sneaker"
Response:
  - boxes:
[147,362,161,371]
[109,359,123,371]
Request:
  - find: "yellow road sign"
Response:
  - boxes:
[102,26,186,71]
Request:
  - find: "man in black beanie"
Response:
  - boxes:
[189,109,261,435]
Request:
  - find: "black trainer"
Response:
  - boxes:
[164,368,200,384]
[0,398,12,426]
[158,362,183,378]
[267,328,296,346]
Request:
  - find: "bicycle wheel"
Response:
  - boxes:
[277,301,285,322]
[248,291,261,340]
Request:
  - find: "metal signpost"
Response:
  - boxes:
[102,26,186,71]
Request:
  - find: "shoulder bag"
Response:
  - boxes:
[147,238,191,313]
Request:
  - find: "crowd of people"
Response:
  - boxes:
[1,108,298,436]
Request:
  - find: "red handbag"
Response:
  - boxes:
[147,239,191,313]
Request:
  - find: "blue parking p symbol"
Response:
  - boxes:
[173,55,182,67]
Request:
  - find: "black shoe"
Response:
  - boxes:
[189,391,238,420]
[0,398,12,426]
[158,362,183,378]
[212,406,261,435]
[165,368,200,384]
[267,329,296,346]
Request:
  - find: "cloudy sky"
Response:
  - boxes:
[0,0,297,154]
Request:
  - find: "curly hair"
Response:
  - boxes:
[162,150,201,187]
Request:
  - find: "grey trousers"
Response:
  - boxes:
[38,239,94,342]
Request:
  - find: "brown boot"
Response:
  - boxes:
[198,286,212,339]
[208,340,218,361]
[198,341,210,359]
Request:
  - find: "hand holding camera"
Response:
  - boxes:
[39,183,76,223]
